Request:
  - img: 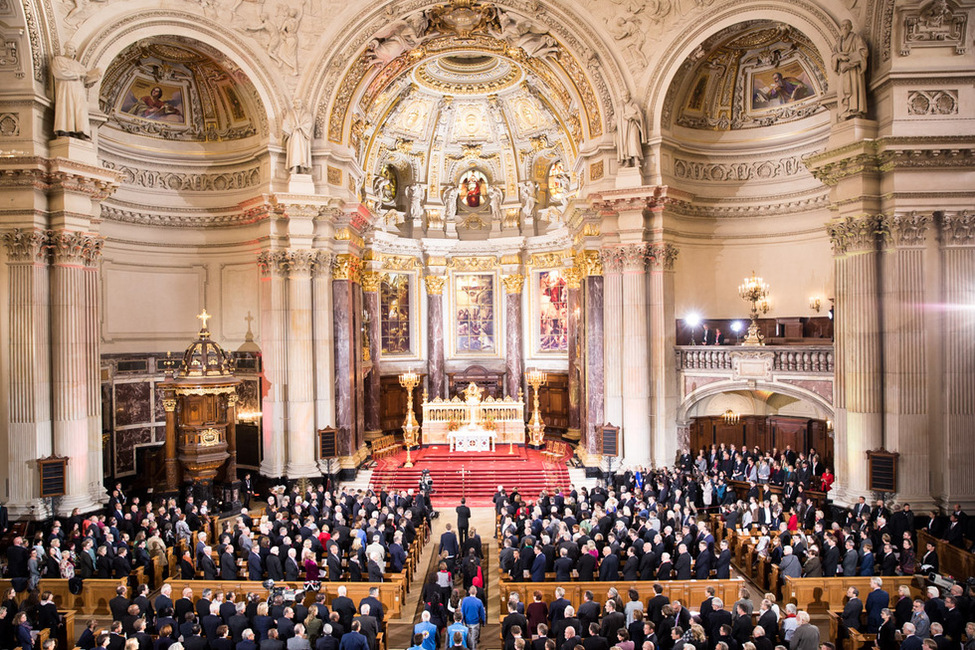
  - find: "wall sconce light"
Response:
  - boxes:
[758,299,770,314]
[809,296,822,312]
[722,409,740,425]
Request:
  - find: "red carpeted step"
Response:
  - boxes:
[367,446,570,506]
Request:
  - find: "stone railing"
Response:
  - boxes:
[676,345,834,374]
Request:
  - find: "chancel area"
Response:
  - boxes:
[0,0,973,523]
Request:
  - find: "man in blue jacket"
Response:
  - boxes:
[462,586,486,650]
[865,577,890,633]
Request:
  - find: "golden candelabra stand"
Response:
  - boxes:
[738,271,770,347]
[526,368,547,448]
[399,369,421,467]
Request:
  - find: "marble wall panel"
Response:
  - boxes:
[114,381,152,427]
[115,426,152,475]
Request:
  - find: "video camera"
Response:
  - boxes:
[262,579,310,605]
[419,469,434,494]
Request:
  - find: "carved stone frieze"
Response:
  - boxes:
[906,89,959,115]
[1,228,45,262]
[100,203,271,229]
[901,0,968,56]
[0,112,19,136]
[826,215,882,255]
[880,212,931,248]
[102,161,262,192]
[447,256,497,271]
[256,249,328,277]
[938,210,975,247]
[673,155,809,182]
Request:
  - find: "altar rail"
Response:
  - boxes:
[676,345,834,373]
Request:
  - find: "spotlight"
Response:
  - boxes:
[684,313,701,327]
[730,321,743,333]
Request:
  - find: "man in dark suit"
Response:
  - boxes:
[220,545,238,579]
[561,626,582,650]
[359,588,384,631]
[262,628,287,650]
[599,601,625,642]
[366,554,384,582]
[106,622,127,650]
[196,589,214,620]
[502,602,529,642]
[456,498,471,545]
[577,592,601,638]
[576,550,596,581]
[549,587,571,628]
[554,547,574,581]
[709,598,733,642]
[756,600,778,645]
[109,586,131,622]
[354,604,379,650]
[175,587,195,622]
[326,544,343,581]
[248,547,264,581]
[530,546,547,582]
[598,546,619,581]
[554,606,581,645]
[901,623,924,650]
[440,524,460,563]
[239,629,260,650]
[646,584,669,625]
[841,587,864,634]
[332,586,356,633]
[673,544,692,580]
[822,537,840,577]
[865,578,890,633]
[6,537,28,578]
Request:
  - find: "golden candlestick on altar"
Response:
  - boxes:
[526,368,547,448]
[738,270,770,347]
[399,369,421,467]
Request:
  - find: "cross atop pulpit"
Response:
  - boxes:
[197,308,212,334]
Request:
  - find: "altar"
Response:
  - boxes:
[421,382,525,447]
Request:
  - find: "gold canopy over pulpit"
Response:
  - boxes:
[421,381,525,446]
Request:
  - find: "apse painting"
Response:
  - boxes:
[537,270,568,353]
[750,61,814,110]
[459,169,488,208]
[119,79,187,124]
[455,273,495,354]
[381,273,412,356]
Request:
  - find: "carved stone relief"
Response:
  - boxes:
[906,89,958,115]
[102,161,262,192]
[0,112,19,135]
[901,0,967,56]
[673,155,808,182]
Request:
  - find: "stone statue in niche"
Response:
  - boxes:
[282,98,312,174]
[52,45,102,140]
[407,183,426,221]
[443,184,460,222]
[488,185,504,222]
[832,20,868,120]
[616,91,645,167]
[519,180,538,219]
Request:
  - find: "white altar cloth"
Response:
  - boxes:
[448,426,497,452]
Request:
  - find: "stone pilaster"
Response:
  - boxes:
[257,251,288,478]
[936,211,975,508]
[827,215,884,503]
[312,252,335,435]
[502,274,525,399]
[647,242,680,469]
[880,213,932,505]
[82,239,106,506]
[361,271,383,438]
[1,229,53,519]
[285,251,318,478]
[425,275,446,399]
[49,230,103,514]
[565,267,582,439]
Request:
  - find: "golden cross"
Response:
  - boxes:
[196,308,212,330]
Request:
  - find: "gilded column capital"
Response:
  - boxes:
[826,215,883,256]
[424,274,446,295]
[360,271,383,292]
[2,228,46,263]
[226,394,239,406]
[576,250,603,277]
[162,398,177,412]
[332,254,363,282]
[564,266,582,289]
[647,242,679,270]
[501,274,525,294]
[938,210,975,247]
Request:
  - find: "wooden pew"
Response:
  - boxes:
[496,579,745,613]
[782,575,921,614]
[161,580,402,619]
[919,530,975,581]
[0,579,126,616]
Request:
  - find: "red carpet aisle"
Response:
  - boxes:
[368,445,571,506]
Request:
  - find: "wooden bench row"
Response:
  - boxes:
[919,530,975,581]
[497,578,745,613]
[541,440,569,461]
[370,435,402,459]
[782,575,922,613]
[0,578,127,616]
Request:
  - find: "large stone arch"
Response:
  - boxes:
[677,378,834,424]
[72,10,284,132]
[642,0,846,135]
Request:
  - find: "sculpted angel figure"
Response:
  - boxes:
[488,185,504,222]
[519,180,538,219]
[407,183,426,221]
[443,185,460,222]
[365,12,429,66]
[496,11,559,58]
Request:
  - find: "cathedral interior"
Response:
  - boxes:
[0,0,972,519]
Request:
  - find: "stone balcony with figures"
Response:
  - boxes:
[675,344,835,419]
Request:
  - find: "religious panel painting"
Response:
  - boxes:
[381,272,413,356]
[454,273,496,354]
[459,169,488,208]
[119,78,187,124]
[749,60,815,111]
[536,269,568,353]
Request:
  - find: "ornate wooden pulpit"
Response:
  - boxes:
[158,310,241,502]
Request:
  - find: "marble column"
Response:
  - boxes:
[620,245,651,466]
[285,251,318,477]
[312,252,335,432]
[937,211,975,508]
[826,216,884,502]
[565,268,582,438]
[82,240,106,506]
[162,393,179,491]
[361,272,383,438]
[880,213,931,505]
[225,393,239,481]
[1,229,53,519]
[425,275,446,399]
[49,230,102,513]
[648,242,680,469]
[601,252,624,431]
[502,274,525,399]
[580,251,604,457]
[333,254,363,477]
[257,251,288,478]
